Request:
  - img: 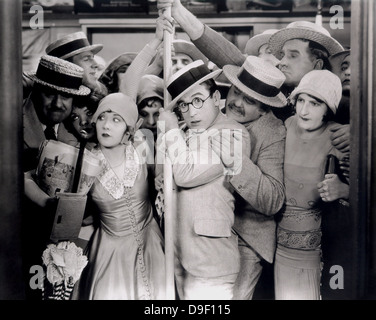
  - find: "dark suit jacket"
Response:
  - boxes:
[23,95,77,172]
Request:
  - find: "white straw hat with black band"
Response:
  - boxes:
[166,60,222,110]
[29,55,90,96]
[268,21,344,60]
[223,55,287,108]
[46,31,103,60]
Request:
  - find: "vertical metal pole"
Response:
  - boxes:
[162,6,176,300]
[0,0,25,299]
[315,0,323,26]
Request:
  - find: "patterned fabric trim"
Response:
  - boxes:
[282,208,321,223]
[277,226,322,251]
[93,144,140,199]
[123,186,151,300]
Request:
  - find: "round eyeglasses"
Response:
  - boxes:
[177,94,211,113]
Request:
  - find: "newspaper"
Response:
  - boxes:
[35,140,102,197]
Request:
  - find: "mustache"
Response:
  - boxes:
[228,103,245,116]
[48,106,66,112]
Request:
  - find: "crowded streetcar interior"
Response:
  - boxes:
[1,0,376,304]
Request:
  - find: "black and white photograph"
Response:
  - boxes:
[0,0,375,309]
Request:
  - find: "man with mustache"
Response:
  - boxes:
[158,10,287,299]
[22,55,90,299]
[211,56,288,300]
[156,0,349,153]
[23,55,91,172]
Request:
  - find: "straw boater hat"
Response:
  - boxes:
[268,21,344,59]
[244,29,279,56]
[289,70,342,114]
[29,55,90,96]
[329,49,350,76]
[166,60,222,110]
[137,75,164,105]
[173,39,209,65]
[45,31,103,60]
[223,55,287,108]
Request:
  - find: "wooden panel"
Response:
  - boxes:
[349,0,374,299]
[0,0,25,300]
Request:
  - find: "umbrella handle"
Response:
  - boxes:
[72,140,86,193]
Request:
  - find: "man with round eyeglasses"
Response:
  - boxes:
[156,60,250,300]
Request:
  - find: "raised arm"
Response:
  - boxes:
[158,0,246,68]
[118,16,173,100]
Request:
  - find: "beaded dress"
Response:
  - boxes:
[75,144,166,300]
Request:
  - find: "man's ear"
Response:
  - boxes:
[314,59,324,70]
[213,89,221,106]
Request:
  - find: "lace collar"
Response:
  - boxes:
[93,144,140,199]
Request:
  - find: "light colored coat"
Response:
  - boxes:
[230,112,286,263]
[164,112,250,278]
[192,27,286,263]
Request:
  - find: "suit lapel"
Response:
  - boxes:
[23,96,79,147]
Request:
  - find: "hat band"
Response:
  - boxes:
[48,38,91,58]
[238,69,280,97]
[36,63,83,90]
[168,65,211,100]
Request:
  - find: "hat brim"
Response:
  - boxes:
[138,92,164,105]
[167,69,222,110]
[329,49,350,74]
[173,42,209,64]
[245,34,273,56]
[29,74,91,96]
[290,87,337,114]
[223,65,287,108]
[269,28,344,59]
[59,44,103,60]
[99,52,138,83]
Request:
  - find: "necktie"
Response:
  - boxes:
[44,125,57,140]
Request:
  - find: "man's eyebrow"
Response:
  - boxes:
[284,48,300,54]
[178,92,204,103]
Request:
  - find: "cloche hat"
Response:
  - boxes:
[92,93,139,129]
[137,75,164,105]
[289,70,342,114]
